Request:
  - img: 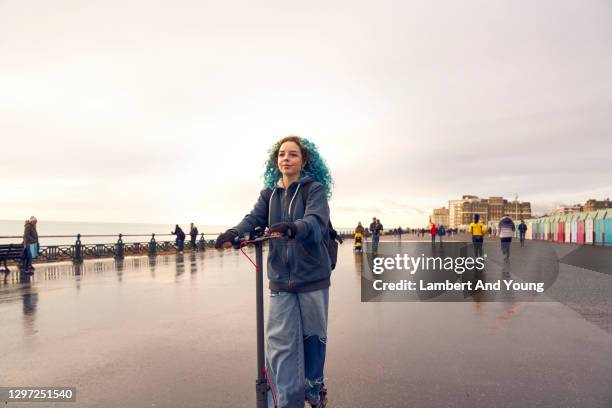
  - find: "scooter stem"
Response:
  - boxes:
[255,240,268,408]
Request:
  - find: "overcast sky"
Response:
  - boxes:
[1,0,611,228]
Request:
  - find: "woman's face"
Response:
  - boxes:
[277,141,303,178]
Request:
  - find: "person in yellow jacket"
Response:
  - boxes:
[354,231,363,252]
[468,214,487,258]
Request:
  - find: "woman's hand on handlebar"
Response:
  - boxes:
[215,229,239,249]
[269,222,297,238]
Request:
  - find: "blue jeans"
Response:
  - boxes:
[267,288,329,408]
[472,238,484,258]
[22,246,32,271]
[372,235,380,252]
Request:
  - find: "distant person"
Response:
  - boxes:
[355,222,365,235]
[499,215,516,262]
[189,223,199,251]
[398,226,403,241]
[437,225,446,243]
[430,223,437,242]
[370,217,381,252]
[354,230,363,252]
[468,214,487,258]
[518,220,527,247]
[22,216,39,273]
[172,225,186,253]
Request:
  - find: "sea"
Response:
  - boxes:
[0,220,232,246]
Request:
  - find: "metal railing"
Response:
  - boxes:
[1,229,358,263]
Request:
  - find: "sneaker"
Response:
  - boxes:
[309,384,328,408]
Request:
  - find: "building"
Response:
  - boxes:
[583,198,611,213]
[448,199,463,229]
[429,207,449,227]
[459,196,489,226]
[447,195,532,228]
[551,205,583,216]
[547,199,610,215]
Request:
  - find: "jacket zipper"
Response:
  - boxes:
[284,187,291,288]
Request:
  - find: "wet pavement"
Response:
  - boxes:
[1,237,611,407]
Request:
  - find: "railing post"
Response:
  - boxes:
[198,233,206,251]
[115,234,124,259]
[74,234,83,263]
[149,233,157,256]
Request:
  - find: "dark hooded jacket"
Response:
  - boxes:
[234,175,331,293]
[173,226,185,241]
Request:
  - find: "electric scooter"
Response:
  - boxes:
[235,228,328,408]
[233,228,278,408]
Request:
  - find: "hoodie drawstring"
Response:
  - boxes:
[288,184,301,219]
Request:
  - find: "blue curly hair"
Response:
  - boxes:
[262,136,333,198]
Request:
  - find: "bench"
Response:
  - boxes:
[0,244,24,273]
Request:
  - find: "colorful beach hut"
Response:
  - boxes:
[543,216,552,241]
[564,214,572,243]
[536,218,545,240]
[538,217,548,241]
[569,213,578,243]
[556,215,565,242]
[594,210,607,245]
[526,219,534,240]
[605,209,612,245]
[576,212,587,244]
[585,212,596,244]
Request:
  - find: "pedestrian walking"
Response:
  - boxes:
[437,225,446,243]
[190,223,199,251]
[370,217,381,252]
[468,214,487,258]
[499,215,516,262]
[172,225,186,253]
[430,223,438,243]
[518,220,527,247]
[22,216,39,273]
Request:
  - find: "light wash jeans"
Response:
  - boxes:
[267,288,329,408]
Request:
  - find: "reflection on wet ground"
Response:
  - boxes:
[0,240,611,407]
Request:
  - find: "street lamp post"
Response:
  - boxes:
[515,193,519,220]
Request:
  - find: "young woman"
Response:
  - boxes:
[215,136,333,408]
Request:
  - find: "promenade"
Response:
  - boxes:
[1,236,611,407]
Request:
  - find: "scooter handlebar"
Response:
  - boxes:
[232,232,273,249]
